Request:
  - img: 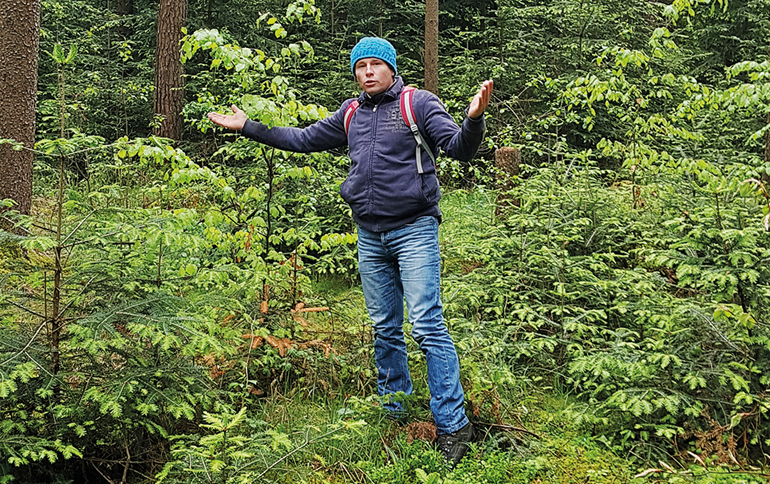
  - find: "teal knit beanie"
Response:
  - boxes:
[350,37,397,76]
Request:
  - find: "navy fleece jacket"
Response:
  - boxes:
[241,77,486,233]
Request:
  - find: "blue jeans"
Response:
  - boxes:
[357,216,468,434]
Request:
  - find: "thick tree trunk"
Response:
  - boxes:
[0,0,41,216]
[424,0,439,95]
[153,0,188,140]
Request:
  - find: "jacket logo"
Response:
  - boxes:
[383,105,409,133]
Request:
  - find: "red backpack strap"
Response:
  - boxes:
[400,86,418,129]
[343,100,359,136]
[399,86,436,174]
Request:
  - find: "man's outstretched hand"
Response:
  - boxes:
[208,104,248,130]
[468,80,494,120]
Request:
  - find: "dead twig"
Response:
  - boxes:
[477,422,542,439]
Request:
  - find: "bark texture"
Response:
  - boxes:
[424,0,439,95]
[153,0,188,140]
[0,0,41,216]
[764,112,770,187]
[495,147,521,215]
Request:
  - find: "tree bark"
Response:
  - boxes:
[0,0,41,216]
[153,0,188,140]
[424,0,439,95]
[495,147,521,216]
[764,112,770,187]
[764,44,770,188]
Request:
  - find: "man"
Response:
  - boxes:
[208,37,493,467]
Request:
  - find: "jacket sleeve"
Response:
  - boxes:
[240,100,353,153]
[416,90,486,162]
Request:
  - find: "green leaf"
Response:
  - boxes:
[64,44,78,64]
[52,44,64,63]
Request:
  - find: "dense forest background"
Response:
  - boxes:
[3,0,770,482]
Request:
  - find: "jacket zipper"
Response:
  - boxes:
[367,100,381,220]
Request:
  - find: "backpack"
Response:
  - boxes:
[343,86,437,175]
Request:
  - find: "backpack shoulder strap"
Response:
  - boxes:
[400,86,436,175]
[343,100,359,136]
[400,86,418,129]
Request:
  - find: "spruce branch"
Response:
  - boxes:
[252,425,344,480]
[0,321,46,367]
[2,298,46,319]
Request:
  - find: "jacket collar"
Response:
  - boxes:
[359,76,404,105]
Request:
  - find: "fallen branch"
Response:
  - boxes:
[477,422,541,439]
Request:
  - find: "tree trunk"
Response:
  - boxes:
[495,147,521,216]
[153,0,188,140]
[479,0,488,33]
[116,0,134,40]
[424,0,439,95]
[0,0,41,217]
[764,112,770,187]
[764,44,770,188]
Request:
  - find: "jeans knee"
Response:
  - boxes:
[411,319,450,346]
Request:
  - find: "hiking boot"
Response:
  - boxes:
[436,422,476,468]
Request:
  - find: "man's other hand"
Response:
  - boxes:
[207,105,248,130]
[468,80,493,120]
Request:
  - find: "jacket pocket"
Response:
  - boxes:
[420,172,440,204]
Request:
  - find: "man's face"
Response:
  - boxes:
[355,57,395,95]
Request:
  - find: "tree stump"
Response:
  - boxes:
[495,147,521,216]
